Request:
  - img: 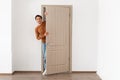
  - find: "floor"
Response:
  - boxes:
[0,72,101,80]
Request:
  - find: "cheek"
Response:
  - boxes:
[36,20,40,22]
[36,19,42,23]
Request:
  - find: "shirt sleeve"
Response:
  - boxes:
[35,27,41,40]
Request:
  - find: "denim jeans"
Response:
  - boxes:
[41,42,46,71]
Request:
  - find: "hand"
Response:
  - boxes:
[44,11,48,16]
[37,35,41,40]
[44,32,49,36]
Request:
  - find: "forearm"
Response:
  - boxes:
[37,36,41,40]
[38,34,45,39]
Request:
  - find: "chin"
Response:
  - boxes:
[38,22,41,24]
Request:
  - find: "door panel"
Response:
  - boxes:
[46,6,70,74]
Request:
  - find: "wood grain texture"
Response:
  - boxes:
[41,5,72,75]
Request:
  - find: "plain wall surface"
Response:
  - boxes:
[0,0,12,73]
[12,0,98,71]
[97,0,120,80]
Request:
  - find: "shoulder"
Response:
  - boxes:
[42,21,46,24]
[43,21,46,23]
[35,26,39,31]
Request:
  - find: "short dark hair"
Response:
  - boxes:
[35,15,42,20]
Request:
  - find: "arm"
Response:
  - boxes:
[38,34,45,39]
[35,27,41,40]
[38,31,48,39]
[38,21,48,38]
[42,21,48,36]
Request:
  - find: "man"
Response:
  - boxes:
[35,15,48,75]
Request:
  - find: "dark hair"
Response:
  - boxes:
[35,15,42,20]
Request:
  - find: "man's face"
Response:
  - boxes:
[35,17,42,24]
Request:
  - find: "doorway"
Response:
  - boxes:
[41,5,72,75]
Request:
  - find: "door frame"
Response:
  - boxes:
[41,5,72,73]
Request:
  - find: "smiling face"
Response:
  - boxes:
[35,17,42,24]
[35,15,42,24]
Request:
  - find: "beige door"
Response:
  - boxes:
[43,6,71,75]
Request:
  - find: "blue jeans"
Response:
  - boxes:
[41,42,46,71]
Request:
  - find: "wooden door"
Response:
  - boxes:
[43,5,71,75]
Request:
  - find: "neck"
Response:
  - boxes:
[38,23,42,26]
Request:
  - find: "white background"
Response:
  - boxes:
[12,0,98,71]
[97,0,120,80]
[1,0,120,80]
[0,0,12,73]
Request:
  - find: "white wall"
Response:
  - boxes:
[97,0,120,80]
[0,0,12,73]
[12,0,98,71]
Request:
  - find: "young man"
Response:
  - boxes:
[35,15,48,75]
